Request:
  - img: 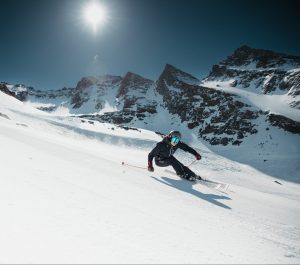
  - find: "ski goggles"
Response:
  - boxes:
[171,137,180,144]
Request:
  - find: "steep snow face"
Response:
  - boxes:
[0,90,300,263]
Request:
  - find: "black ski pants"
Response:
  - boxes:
[155,156,196,178]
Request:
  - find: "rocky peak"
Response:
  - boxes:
[96,75,122,86]
[82,72,157,124]
[205,46,300,99]
[221,45,300,69]
[156,64,200,101]
[158,64,199,86]
[117,72,154,98]
[75,76,97,91]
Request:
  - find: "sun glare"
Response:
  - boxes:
[83,2,107,33]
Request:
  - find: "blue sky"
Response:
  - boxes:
[0,0,299,90]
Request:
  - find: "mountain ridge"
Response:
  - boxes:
[1,45,300,147]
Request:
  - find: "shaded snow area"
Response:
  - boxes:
[0,92,300,263]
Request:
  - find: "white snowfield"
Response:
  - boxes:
[0,91,300,263]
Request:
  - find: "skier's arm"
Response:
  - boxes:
[148,142,160,163]
[148,143,162,171]
[178,142,201,160]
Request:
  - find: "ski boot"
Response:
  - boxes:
[180,173,196,182]
[195,175,203,181]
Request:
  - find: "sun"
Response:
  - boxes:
[83,1,107,33]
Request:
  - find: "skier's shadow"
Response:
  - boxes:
[151,176,232,210]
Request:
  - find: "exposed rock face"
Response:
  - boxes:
[117,72,155,111]
[0,83,17,98]
[285,69,300,108]
[267,113,300,134]
[117,72,153,97]
[156,64,260,145]
[156,64,200,115]
[71,76,98,108]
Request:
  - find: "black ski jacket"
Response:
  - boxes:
[148,136,199,162]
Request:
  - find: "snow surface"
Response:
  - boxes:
[1,91,300,263]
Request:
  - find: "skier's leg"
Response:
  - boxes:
[155,157,185,175]
[155,157,196,181]
[182,165,197,178]
[168,157,197,181]
[167,156,189,177]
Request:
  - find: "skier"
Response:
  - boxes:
[148,130,202,181]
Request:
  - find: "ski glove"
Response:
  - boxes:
[148,160,154,172]
[195,153,201,160]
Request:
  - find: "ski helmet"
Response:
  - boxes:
[169,130,181,140]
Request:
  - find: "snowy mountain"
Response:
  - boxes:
[1,90,300,263]
[2,46,299,141]
[1,46,300,182]
[204,45,300,105]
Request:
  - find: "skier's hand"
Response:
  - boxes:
[195,153,201,160]
[148,166,154,172]
[148,161,154,172]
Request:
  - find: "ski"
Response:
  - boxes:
[197,176,229,191]
[164,169,229,192]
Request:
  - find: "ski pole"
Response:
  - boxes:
[187,159,197,168]
[121,161,147,170]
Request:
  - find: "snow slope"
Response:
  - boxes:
[0,91,300,263]
[200,80,300,183]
